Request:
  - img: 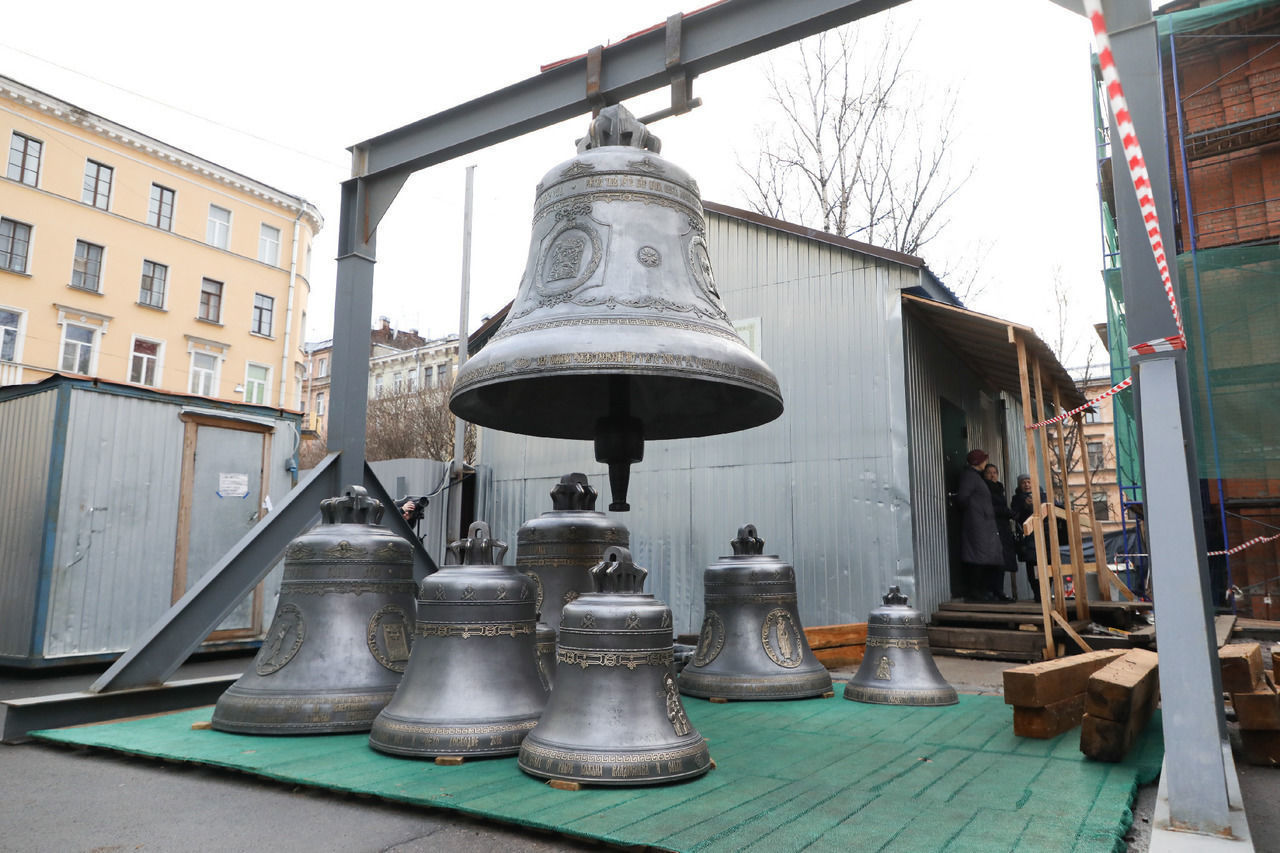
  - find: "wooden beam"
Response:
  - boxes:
[1052,382,1089,622]
[1033,360,1068,623]
[1051,609,1094,653]
[1015,332,1055,660]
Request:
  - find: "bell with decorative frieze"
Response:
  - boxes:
[369,521,548,758]
[212,486,417,734]
[517,472,629,638]
[679,524,832,701]
[843,586,958,707]
[518,547,711,786]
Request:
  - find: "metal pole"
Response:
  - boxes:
[449,166,475,541]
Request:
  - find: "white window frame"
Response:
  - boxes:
[60,322,98,375]
[53,306,110,378]
[258,223,281,266]
[185,336,227,398]
[82,159,113,210]
[317,356,328,377]
[244,362,271,405]
[252,293,274,337]
[129,335,164,386]
[0,305,26,364]
[71,240,105,292]
[315,391,326,417]
[207,204,232,249]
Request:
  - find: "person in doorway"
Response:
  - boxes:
[956,449,1006,602]
[984,463,1018,599]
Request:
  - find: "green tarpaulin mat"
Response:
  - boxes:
[31,692,1162,852]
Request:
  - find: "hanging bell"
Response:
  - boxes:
[450,103,783,512]
[679,524,832,701]
[368,521,547,758]
[517,472,629,637]
[518,547,711,786]
[212,486,417,734]
[843,587,958,706]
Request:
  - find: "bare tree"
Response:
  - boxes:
[742,19,973,261]
[365,376,476,464]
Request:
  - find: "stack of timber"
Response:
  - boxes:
[1003,649,1128,738]
[1080,649,1160,762]
[1223,642,1280,767]
[929,600,1152,662]
[804,624,867,668]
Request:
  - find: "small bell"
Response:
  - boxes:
[212,486,417,734]
[518,547,711,785]
[368,521,548,758]
[843,587,958,706]
[517,472,629,636]
[679,524,832,700]
[450,104,783,512]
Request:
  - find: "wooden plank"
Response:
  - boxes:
[1215,615,1239,649]
[938,599,1153,614]
[928,625,1079,656]
[812,646,865,668]
[1073,411,1112,604]
[1232,685,1280,731]
[1220,642,1264,694]
[1034,361,1067,624]
[1085,649,1159,722]
[1233,619,1280,642]
[804,624,868,650]
[931,611,1056,627]
[1013,693,1086,738]
[1239,730,1280,767]
[1051,610,1093,654]
[1002,649,1128,707]
[1016,334,1056,661]
[1080,706,1153,763]
[933,647,1040,663]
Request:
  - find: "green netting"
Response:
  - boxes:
[31,694,1163,853]
[1103,269,1143,503]
[1157,0,1274,37]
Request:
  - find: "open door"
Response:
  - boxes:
[173,412,272,640]
[939,397,969,599]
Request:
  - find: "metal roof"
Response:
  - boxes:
[902,293,1088,410]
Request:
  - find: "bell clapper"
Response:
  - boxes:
[594,377,643,512]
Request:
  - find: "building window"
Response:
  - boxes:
[1086,441,1105,471]
[139,260,168,308]
[189,351,219,396]
[61,323,96,374]
[130,337,161,386]
[71,240,105,292]
[7,132,41,186]
[1092,492,1110,521]
[393,372,404,393]
[407,371,416,392]
[0,218,32,273]
[317,356,328,378]
[199,278,223,323]
[149,184,175,231]
[258,224,281,265]
[207,205,231,249]
[252,293,274,336]
[374,375,385,397]
[82,160,113,209]
[1083,407,1101,424]
[0,308,21,362]
[315,391,326,417]
[245,363,270,405]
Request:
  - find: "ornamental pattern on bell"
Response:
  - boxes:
[256,603,305,676]
[367,604,412,673]
[761,608,804,669]
[664,673,692,736]
[693,611,725,668]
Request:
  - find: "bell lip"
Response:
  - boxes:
[840,684,960,707]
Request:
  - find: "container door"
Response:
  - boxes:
[173,413,273,640]
[939,397,969,598]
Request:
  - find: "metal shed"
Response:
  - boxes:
[474,203,1080,633]
[0,375,302,666]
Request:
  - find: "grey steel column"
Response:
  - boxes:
[1105,0,1231,834]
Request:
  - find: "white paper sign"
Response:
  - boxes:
[218,473,249,498]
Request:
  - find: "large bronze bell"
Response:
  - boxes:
[450,104,783,511]
[212,486,417,734]
[368,521,548,758]
[843,587,958,707]
[518,547,711,786]
[517,472,628,635]
[679,524,832,701]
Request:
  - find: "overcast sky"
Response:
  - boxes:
[3,0,1156,368]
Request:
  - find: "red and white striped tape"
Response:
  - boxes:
[1031,376,1132,429]
[1208,532,1280,558]
[1084,0,1186,357]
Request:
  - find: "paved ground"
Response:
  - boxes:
[0,653,1273,852]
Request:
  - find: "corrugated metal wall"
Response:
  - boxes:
[0,388,57,658]
[479,211,923,634]
[368,458,455,566]
[901,311,1021,617]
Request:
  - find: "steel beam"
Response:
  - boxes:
[1103,0,1234,836]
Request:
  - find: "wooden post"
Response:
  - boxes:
[1033,361,1068,622]
[1053,383,1089,622]
[1073,413,1137,602]
[1014,331,1055,659]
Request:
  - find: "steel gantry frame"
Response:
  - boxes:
[79,0,1236,840]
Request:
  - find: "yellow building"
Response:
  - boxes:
[1066,374,1122,534]
[0,75,322,407]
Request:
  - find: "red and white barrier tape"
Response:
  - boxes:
[1084,0,1186,358]
[1208,532,1280,557]
[1030,376,1132,429]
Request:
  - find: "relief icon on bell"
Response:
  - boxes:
[679,524,832,701]
[449,103,784,513]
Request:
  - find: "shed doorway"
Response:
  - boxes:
[940,397,969,599]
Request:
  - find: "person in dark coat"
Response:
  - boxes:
[956,449,1005,602]
[1011,475,1064,603]
[984,464,1018,600]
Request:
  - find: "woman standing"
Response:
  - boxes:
[984,464,1018,600]
[956,449,1005,602]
